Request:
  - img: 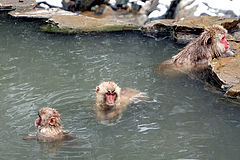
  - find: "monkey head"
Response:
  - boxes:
[96,81,121,110]
[201,25,232,57]
[35,107,63,140]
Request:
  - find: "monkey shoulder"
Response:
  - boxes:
[120,88,140,98]
[23,132,75,142]
[62,132,75,141]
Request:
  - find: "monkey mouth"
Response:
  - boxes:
[105,102,115,107]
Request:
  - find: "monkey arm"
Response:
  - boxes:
[23,135,37,140]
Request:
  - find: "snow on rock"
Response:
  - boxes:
[36,0,63,8]
[175,0,240,19]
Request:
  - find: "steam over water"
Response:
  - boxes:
[1,13,240,160]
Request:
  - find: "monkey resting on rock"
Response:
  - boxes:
[159,25,235,74]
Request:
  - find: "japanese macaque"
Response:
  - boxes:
[24,107,73,142]
[159,25,234,73]
[95,81,145,124]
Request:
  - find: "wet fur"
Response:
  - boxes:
[162,25,234,67]
[36,107,63,142]
[24,107,73,142]
[95,81,144,123]
[96,81,141,110]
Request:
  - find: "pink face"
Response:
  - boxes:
[220,36,229,51]
[105,91,117,106]
[35,116,41,127]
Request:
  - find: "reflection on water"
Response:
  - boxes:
[1,13,240,160]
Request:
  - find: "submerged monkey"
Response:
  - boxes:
[95,81,145,124]
[159,25,235,74]
[24,107,74,142]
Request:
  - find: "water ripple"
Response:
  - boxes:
[137,122,160,133]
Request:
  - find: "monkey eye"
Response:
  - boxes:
[106,91,111,95]
[222,36,225,40]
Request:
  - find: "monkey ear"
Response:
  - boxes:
[96,87,100,93]
[49,117,56,126]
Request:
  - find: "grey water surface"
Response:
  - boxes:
[1,13,240,160]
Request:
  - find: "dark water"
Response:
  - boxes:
[1,13,240,160]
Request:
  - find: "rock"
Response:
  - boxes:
[229,40,240,54]
[232,24,240,41]
[34,0,105,11]
[41,14,139,33]
[0,0,36,10]
[175,0,240,20]
[81,5,143,24]
[145,0,173,18]
[74,0,105,11]
[9,8,77,19]
[142,16,239,44]
[173,32,199,44]
[210,54,240,89]
[173,16,239,30]
[141,19,175,38]
[225,84,240,98]
[233,31,240,41]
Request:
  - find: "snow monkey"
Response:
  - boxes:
[24,107,73,142]
[160,25,234,71]
[95,81,145,123]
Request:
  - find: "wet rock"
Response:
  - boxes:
[210,54,240,90]
[225,84,240,98]
[9,8,77,19]
[175,0,240,20]
[233,32,240,41]
[142,16,239,44]
[229,40,240,54]
[0,0,36,10]
[42,14,139,33]
[232,24,240,41]
[141,19,175,38]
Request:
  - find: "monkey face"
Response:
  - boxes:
[104,90,117,106]
[214,34,229,55]
[96,81,121,109]
[220,35,229,51]
[35,113,41,127]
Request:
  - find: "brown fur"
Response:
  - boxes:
[95,81,144,123]
[96,81,122,110]
[162,25,234,67]
[24,107,73,142]
[36,107,63,141]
